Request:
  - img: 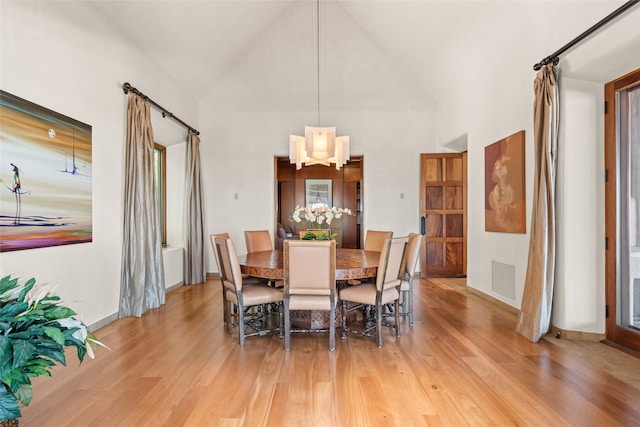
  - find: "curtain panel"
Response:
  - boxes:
[184,131,206,285]
[119,93,166,318]
[516,64,559,342]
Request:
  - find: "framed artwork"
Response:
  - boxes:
[484,130,526,233]
[305,179,332,208]
[0,90,92,252]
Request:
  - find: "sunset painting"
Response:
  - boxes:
[0,90,92,252]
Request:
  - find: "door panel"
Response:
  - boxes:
[420,152,467,278]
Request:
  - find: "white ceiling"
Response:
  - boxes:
[84,0,639,105]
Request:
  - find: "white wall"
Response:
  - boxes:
[431,1,640,336]
[199,1,437,273]
[0,2,196,326]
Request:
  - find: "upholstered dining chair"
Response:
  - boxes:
[210,233,267,325]
[349,229,393,285]
[340,236,408,347]
[214,235,283,346]
[244,229,273,253]
[244,229,283,288]
[283,240,337,351]
[363,230,393,252]
[399,233,423,326]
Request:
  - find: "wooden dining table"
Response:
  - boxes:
[237,248,380,330]
[237,248,380,281]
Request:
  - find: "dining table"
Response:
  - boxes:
[237,248,380,281]
[237,248,380,329]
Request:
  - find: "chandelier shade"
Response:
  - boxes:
[290,127,349,170]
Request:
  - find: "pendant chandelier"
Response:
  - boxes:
[289,0,350,170]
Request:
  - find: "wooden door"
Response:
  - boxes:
[605,68,640,353]
[420,153,467,278]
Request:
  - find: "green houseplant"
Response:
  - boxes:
[0,274,106,422]
[301,230,335,241]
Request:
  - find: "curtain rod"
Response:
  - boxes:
[533,0,639,71]
[122,82,200,135]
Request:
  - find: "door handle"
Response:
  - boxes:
[420,216,426,235]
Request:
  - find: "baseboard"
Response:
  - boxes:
[166,281,184,293]
[88,312,118,332]
[464,285,520,315]
[549,325,605,342]
[87,281,186,332]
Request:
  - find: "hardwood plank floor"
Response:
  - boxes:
[18,278,640,426]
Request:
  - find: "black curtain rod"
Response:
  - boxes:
[122,82,200,135]
[533,0,639,71]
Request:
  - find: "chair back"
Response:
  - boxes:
[244,230,273,253]
[405,233,423,277]
[210,233,230,277]
[364,230,393,252]
[284,240,336,298]
[214,236,244,292]
[376,236,409,292]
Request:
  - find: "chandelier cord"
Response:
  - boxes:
[316,0,320,127]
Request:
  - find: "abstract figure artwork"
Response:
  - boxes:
[0,90,92,252]
[484,130,526,233]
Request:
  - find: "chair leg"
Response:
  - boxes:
[226,301,233,334]
[376,304,383,348]
[341,301,348,339]
[329,302,336,351]
[221,285,228,325]
[279,301,284,339]
[408,281,414,326]
[394,299,400,337]
[238,304,245,346]
[284,298,291,351]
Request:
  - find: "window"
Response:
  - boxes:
[154,143,167,246]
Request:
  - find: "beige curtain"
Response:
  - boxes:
[516,64,559,342]
[184,131,206,285]
[119,93,165,318]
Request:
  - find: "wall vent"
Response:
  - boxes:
[492,260,516,301]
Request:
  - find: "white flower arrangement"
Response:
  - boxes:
[291,205,354,227]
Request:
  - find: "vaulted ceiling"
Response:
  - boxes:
[85,0,639,107]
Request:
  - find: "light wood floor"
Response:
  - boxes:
[20,278,640,426]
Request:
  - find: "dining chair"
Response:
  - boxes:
[210,233,232,324]
[244,229,282,288]
[340,236,408,347]
[399,233,423,326]
[363,230,393,252]
[244,229,273,253]
[210,233,268,325]
[283,240,337,351]
[349,230,393,286]
[214,235,283,346]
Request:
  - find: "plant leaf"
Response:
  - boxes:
[34,346,66,365]
[43,326,65,346]
[11,339,35,369]
[44,306,76,320]
[13,382,33,407]
[0,335,12,380]
[0,387,21,420]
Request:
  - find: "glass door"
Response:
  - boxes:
[605,68,640,353]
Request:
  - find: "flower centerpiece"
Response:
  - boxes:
[0,274,108,423]
[291,205,354,240]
